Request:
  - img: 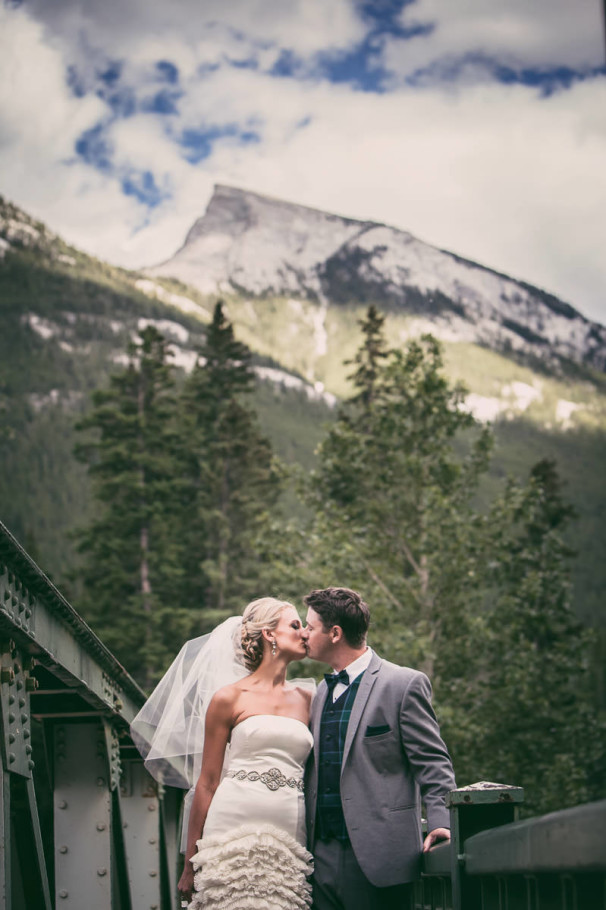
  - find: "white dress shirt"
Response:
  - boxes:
[329,647,373,702]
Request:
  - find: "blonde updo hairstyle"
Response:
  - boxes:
[240,597,294,672]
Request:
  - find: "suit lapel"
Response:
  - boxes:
[341,653,382,771]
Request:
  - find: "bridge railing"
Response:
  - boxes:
[0,518,182,910]
[419,783,606,909]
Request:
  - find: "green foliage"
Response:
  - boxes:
[71,306,289,685]
[445,460,606,814]
[304,310,606,813]
[73,326,195,687]
[308,321,493,675]
[176,302,283,615]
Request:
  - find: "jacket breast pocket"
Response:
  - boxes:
[365,724,391,737]
[363,728,395,746]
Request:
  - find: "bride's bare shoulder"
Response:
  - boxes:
[207,682,241,713]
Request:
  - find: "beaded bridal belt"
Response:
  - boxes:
[226,767,304,793]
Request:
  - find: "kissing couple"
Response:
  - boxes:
[132,587,455,910]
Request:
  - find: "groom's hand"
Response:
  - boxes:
[423,827,451,852]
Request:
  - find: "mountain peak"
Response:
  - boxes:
[146,186,606,371]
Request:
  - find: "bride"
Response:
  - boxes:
[131,597,314,909]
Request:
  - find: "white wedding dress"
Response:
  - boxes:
[189,714,314,909]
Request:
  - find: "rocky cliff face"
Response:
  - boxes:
[147,185,606,371]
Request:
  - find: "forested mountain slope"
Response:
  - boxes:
[1,193,605,625]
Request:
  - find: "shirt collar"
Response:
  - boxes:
[332,646,373,682]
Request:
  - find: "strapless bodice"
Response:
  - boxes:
[226,714,313,777]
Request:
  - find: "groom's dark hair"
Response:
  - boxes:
[304,587,369,648]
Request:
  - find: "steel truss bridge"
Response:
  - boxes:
[0,519,604,909]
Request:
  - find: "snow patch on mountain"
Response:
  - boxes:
[462,380,543,422]
[555,399,584,429]
[57,253,76,267]
[29,389,83,411]
[462,394,507,422]
[501,381,542,411]
[254,366,336,406]
[169,347,198,372]
[134,278,210,320]
[137,317,190,345]
[23,313,58,340]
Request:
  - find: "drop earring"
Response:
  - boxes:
[271,640,277,657]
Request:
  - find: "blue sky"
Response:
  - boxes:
[1,0,605,322]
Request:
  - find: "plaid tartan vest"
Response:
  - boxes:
[316,674,364,843]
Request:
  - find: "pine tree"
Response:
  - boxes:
[309,318,492,677]
[457,459,606,814]
[177,302,282,619]
[74,326,193,687]
[306,312,605,812]
[346,305,389,413]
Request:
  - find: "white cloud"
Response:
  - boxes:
[24,0,366,62]
[1,1,605,328]
[384,0,605,80]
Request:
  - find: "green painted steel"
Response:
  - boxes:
[419,784,606,909]
[464,799,606,874]
[0,519,182,910]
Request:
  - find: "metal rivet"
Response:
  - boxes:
[148,838,156,845]
[96,823,106,832]
[149,871,157,877]
[58,800,68,809]
[27,760,35,769]
[59,890,68,899]
[8,713,15,724]
[147,803,156,812]
[24,729,30,740]
[18,697,25,707]
[25,745,32,755]
[8,694,14,705]
[96,777,105,787]
[97,868,107,877]
[8,753,15,764]
[8,734,15,744]
[21,713,28,723]
[59,846,68,854]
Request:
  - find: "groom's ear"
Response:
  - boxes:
[330,625,343,644]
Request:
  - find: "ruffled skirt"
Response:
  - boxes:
[189,823,313,909]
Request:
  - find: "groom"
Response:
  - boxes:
[302,587,455,910]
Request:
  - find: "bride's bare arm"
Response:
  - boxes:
[177,689,234,899]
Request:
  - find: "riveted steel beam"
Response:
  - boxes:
[0,553,141,725]
[53,722,113,909]
[119,761,163,910]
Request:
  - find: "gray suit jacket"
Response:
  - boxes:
[305,652,456,887]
